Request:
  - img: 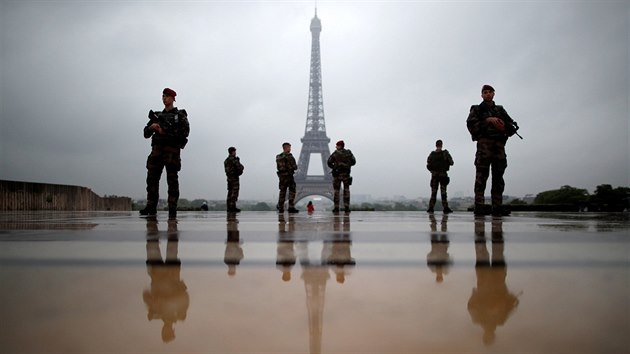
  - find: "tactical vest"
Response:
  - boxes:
[150,108,189,148]
[225,156,244,178]
[328,149,355,175]
[469,104,515,141]
[428,150,451,172]
[276,153,296,175]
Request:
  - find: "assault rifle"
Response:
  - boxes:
[510,120,523,139]
[148,110,175,134]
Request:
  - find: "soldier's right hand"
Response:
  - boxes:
[150,123,165,135]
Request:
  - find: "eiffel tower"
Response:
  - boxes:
[295,9,334,202]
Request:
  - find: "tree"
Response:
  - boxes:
[249,202,273,211]
[534,185,589,205]
[589,184,630,211]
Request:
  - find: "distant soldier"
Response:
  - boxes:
[426,139,454,214]
[327,140,356,213]
[224,147,244,213]
[466,84,519,216]
[140,88,190,219]
[276,142,299,213]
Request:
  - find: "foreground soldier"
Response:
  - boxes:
[426,139,454,214]
[466,85,517,216]
[140,88,190,219]
[276,142,299,213]
[327,140,356,213]
[224,147,244,212]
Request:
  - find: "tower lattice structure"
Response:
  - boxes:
[295,9,334,202]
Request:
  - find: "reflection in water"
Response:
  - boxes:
[427,214,452,283]
[468,217,520,346]
[301,264,330,354]
[224,213,243,277]
[143,219,190,343]
[323,215,355,283]
[276,214,296,281]
[275,214,354,354]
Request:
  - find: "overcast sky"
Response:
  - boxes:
[1,0,628,202]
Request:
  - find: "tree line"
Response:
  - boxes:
[511,184,629,212]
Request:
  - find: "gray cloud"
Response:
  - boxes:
[1,1,628,201]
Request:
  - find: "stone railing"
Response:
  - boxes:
[0,180,131,211]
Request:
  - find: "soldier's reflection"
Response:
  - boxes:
[143,219,190,343]
[467,217,520,346]
[276,214,297,281]
[426,214,452,283]
[224,213,243,277]
[322,214,355,283]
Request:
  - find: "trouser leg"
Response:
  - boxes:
[429,175,438,209]
[333,177,341,209]
[342,180,350,210]
[440,183,448,208]
[278,187,286,211]
[166,167,179,210]
[288,179,296,208]
[474,166,490,205]
[146,149,165,209]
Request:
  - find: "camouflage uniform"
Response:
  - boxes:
[144,108,190,214]
[467,101,516,212]
[276,151,298,212]
[327,148,356,212]
[224,155,244,211]
[426,149,454,210]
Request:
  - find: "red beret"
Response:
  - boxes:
[336,140,345,147]
[163,88,177,97]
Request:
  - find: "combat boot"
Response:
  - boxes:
[426,208,434,214]
[443,207,453,214]
[287,207,299,214]
[492,205,511,216]
[474,204,492,216]
[139,207,157,216]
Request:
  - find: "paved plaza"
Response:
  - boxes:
[0,211,628,353]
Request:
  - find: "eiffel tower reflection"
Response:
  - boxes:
[276,213,354,354]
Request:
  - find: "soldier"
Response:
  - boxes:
[224,146,244,213]
[426,139,454,214]
[327,140,356,213]
[140,88,190,219]
[466,85,518,216]
[276,142,299,213]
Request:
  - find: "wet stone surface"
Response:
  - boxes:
[0,211,628,353]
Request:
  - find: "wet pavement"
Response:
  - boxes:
[0,211,628,354]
